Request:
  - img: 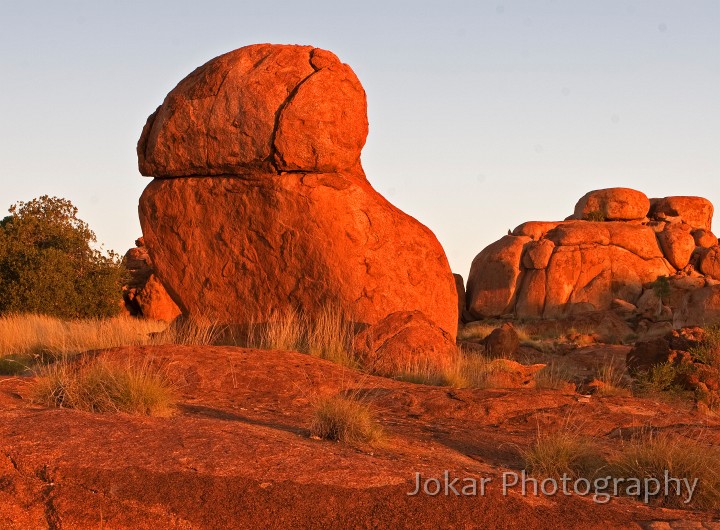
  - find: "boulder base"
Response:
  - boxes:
[139,174,458,336]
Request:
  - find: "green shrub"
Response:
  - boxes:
[634,361,686,394]
[585,210,606,222]
[651,275,671,304]
[0,196,124,318]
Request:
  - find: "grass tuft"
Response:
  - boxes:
[32,356,176,416]
[310,394,383,444]
[522,431,606,479]
[611,433,720,509]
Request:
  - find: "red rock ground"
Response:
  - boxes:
[1,345,719,529]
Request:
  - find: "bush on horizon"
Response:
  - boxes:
[0,195,124,319]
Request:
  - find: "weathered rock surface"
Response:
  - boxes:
[140,175,456,334]
[466,188,717,325]
[466,235,529,318]
[122,240,181,321]
[482,322,520,358]
[673,285,720,328]
[353,311,457,376]
[572,187,650,221]
[657,224,696,270]
[137,44,457,339]
[650,196,714,232]
[3,345,708,528]
[700,246,720,280]
[138,44,367,177]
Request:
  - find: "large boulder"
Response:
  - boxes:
[138,45,367,177]
[137,44,457,338]
[650,196,714,231]
[572,188,650,221]
[467,220,673,319]
[140,174,456,333]
[466,235,529,319]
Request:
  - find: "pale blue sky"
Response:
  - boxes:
[1,0,718,278]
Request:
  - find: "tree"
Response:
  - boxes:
[0,196,125,318]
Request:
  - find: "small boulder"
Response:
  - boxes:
[482,359,546,389]
[658,224,696,270]
[482,322,520,358]
[700,246,720,281]
[353,311,457,376]
[693,229,718,249]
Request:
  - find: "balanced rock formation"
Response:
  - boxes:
[137,44,457,337]
[466,188,719,328]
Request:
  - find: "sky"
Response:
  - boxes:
[1,0,718,278]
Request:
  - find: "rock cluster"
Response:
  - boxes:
[136,44,458,338]
[627,327,720,408]
[122,238,181,322]
[466,188,719,329]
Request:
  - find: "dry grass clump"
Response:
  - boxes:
[593,362,632,397]
[459,320,532,343]
[522,431,605,479]
[152,315,225,346]
[393,350,530,389]
[534,360,574,390]
[611,433,720,509]
[0,314,167,374]
[32,356,176,416]
[245,307,358,367]
[310,394,383,444]
[0,313,166,355]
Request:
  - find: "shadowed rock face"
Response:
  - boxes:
[466,187,720,327]
[137,44,457,337]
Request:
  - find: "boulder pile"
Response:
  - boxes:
[136,44,458,338]
[122,237,181,322]
[466,188,720,329]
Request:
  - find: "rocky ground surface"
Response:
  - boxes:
[2,344,720,529]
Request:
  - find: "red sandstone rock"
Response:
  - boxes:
[512,221,563,240]
[650,196,714,231]
[123,243,181,321]
[466,235,529,319]
[658,224,697,270]
[693,229,719,248]
[482,322,520,358]
[572,188,650,221]
[138,45,367,178]
[137,44,457,339]
[700,246,720,281]
[353,311,457,376]
[139,174,457,335]
[673,285,720,328]
[522,239,554,269]
[134,274,182,322]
